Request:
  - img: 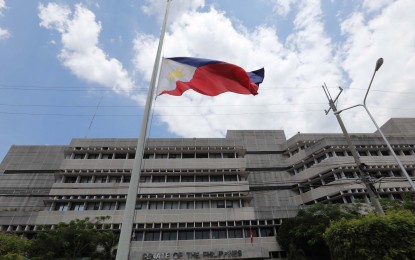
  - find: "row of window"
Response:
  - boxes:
[62,174,245,184]
[67,151,241,160]
[295,169,414,193]
[303,190,409,205]
[62,168,241,174]
[53,199,247,211]
[132,227,275,241]
[292,148,415,174]
[2,219,280,233]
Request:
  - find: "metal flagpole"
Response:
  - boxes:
[116,1,172,259]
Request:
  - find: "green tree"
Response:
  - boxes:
[0,231,31,260]
[277,203,360,260]
[324,210,415,260]
[28,216,117,259]
[380,193,415,213]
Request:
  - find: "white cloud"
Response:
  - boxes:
[339,0,415,132]
[0,27,9,40]
[133,0,343,138]
[0,0,5,14]
[0,0,10,41]
[38,3,134,94]
[141,0,205,23]
[271,0,296,17]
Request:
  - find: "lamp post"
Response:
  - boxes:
[336,58,415,191]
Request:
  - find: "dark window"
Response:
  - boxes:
[169,153,180,159]
[209,153,222,158]
[210,175,223,182]
[211,229,227,239]
[223,153,235,158]
[74,154,85,159]
[182,176,194,182]
[224,175,237,182]
[260,227,274,237]
[152,176,165,183]
[182,153,195,159]
[144,231,160,241]
[195,175,209,182]
[164,201,179,209]
[196,153,208,158]
[101,153,113,159]
[178,230,194,240]
[114,153,127,159]
[133,231,143,241]
[167,176,180,182]
[244,228,258,238]
[162,231,177,240]
[87,154,99,159]
[217,200,225,208]
[128,153,135,159]
[123,176,131,183]
[228,228,243,238]
[135,202,146,210]
[155,153,168,159]
[195,230,210,239]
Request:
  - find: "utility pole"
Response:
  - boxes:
[322,83,384,214]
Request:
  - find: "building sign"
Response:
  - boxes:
[143,250,243,259]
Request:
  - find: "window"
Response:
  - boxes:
[180,201,194,209]
[209,153,222,158]
[167,176,180,182]
[74,154,85,159]
[114,153,127,159]
[79,176,90,183]
[195,230,210,239]
[71,203,85,211]
[169,153,180,159]
[195,175,209,182]
[135,202,146,210]
[101,202,116,210]
[162,231,177,240]
[123,176,131,183]
[217,200,225,208]
[260,227,274,237]
[244,228,258,238]
[155,153,168,159]
[139,176,151,183]
[223,153,235,158]
[195,201,209,209]
[101,154,113,159]
[182,153,195,159]
[144,231,160,241]
[86,202,100,210]
[224,175,237,182]
[228,228,243,238]
[133,231,143,241]
[149,202,163,210]
[55,203,68,211]
[128,153,135,159]
[211,229,227,239]
[210,175,223,182]
[66,177,77,183]
[152,176,165,183]
[178,230,194,240]
[87,154,99,159]
[182,176,194,182]
[164,201,179,209]
[196,153,208,158]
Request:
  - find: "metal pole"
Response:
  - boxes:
[323,85,384,214]
[116,1,172,259]
[363,105,415,191]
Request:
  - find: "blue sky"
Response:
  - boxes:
[1,0,415,160]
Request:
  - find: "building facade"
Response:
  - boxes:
[0,118,414,259]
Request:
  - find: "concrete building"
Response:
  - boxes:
[0,118,414,259]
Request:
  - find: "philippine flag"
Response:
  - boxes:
[157,57,264,96]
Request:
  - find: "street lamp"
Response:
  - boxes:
[336,58,415,191]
